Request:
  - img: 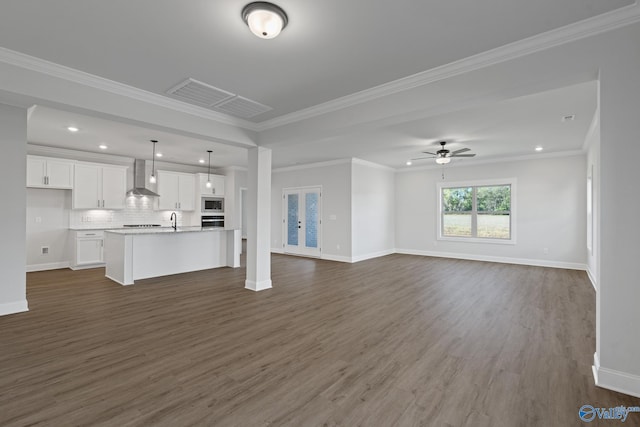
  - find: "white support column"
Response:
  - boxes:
[245,147,272,291]
[0,103,28,316]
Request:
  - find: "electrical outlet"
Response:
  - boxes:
[41,246,49,255]
[35,217,42,223]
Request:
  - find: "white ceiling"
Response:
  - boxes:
[271,81,597,169]
[2,1,619,168]
[0,0,630,121]
[27,106,248,168]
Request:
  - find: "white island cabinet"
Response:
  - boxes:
[104,227,240,286]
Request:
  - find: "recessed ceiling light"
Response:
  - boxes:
[406,161,412,166]
[242,2,288,39]
[67,126,79,132]
[562,114,576,122]
[156,153,163,157]
[199,159,205,164]
[99,144,108,150]
[535,146,543,152]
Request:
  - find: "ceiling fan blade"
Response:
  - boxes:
[421,151,438,155]
[450,153,476,157]
[451,148,470,155]
[411,156,436,160]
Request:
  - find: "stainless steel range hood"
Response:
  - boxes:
[127,159,160,197]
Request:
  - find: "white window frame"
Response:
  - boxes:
[437,178,517,245]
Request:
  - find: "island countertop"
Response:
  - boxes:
[105,226,237,235]
[104,227,241,285]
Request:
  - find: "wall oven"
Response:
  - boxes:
[201,215,224,228]
[202,197,224,213]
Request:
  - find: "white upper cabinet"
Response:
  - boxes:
[157,171,195,211]
[198,173,225,196]
[26,155,74,189]
[72,162,127,210]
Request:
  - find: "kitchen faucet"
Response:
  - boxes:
[170,212,177,230]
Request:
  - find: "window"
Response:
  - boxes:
[438,179,515,243]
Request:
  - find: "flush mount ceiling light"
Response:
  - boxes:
[98,144,108,150]
[242,2,288,39]
[67,126,79,132]
[149,140,158,184]
[535,146,544,152]
[435,156,451,165]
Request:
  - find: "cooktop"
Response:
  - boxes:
[122,224,162,228]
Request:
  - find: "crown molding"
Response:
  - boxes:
[27,143,134,165]
[351,158,396,172]
[255,3,640,131]
[273,158,353,173]
[396,149,586,173]
[0,47,262,132]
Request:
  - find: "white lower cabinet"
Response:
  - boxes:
[71,230,104,269]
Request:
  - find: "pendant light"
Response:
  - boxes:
[149,140,158,184]
[206,150,213,188]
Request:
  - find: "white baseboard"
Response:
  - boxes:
[245,279,272,292]
[395,248,587,271]
[271,247,284,254]
[69,262,105,271]
[105,274,129,286]
[593,353,640,398]
[586,267,598,292]
[321,253,353,263]
[26,261,70,272]
[351,249,395,263]
[0,300,29,316]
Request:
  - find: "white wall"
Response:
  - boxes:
[585,108,600,290]
[597,22,640,393]
[0,104,27,316]
[272,161,352,260]
[26,189,71,269]
[396,154,587,268]
[351,160,395,261]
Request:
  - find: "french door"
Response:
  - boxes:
[283,187,321,257]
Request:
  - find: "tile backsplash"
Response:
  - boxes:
[69,196,195,229]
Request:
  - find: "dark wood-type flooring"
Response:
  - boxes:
[1,253,639,426]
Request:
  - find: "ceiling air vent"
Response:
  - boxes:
[214,96,273,119]
[166,78,234,108]
[166,78,273,119]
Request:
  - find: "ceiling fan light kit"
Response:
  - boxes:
[411,141,476,165]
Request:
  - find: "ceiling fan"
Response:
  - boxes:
[412,141,476,164]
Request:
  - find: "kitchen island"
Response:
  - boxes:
[104,227,240,286]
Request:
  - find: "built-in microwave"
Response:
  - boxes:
[202,215,224,228]
[202,197,224,213]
